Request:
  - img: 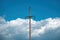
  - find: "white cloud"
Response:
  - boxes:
[0,17,60,40]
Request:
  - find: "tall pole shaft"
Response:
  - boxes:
[28,7,32,40]
[29,18,31,40]
[28,7,31,16]
[26,6,32,40]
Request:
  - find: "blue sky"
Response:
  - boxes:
[0,0,60,40]
[0,0,60,20]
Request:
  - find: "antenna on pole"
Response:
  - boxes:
[26,6,33,40]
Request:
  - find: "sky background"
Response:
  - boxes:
[0,0,60,40]
[0,0,60,20]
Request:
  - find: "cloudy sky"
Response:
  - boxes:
[0,0,60,40]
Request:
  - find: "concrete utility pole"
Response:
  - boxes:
[28,7,32,40]
[26,6,32,40]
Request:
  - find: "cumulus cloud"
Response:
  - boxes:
[0,16,60,40]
